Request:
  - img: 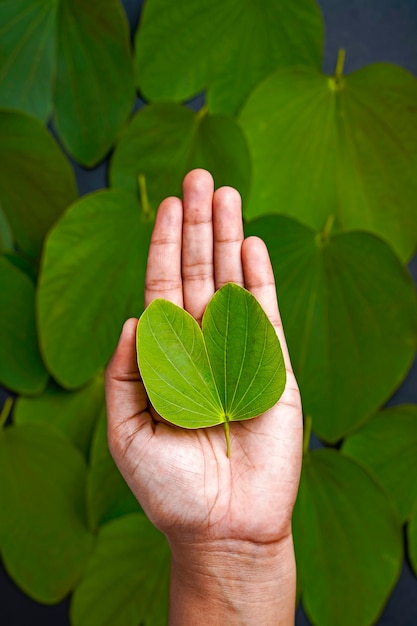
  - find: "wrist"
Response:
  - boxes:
[168,534,296,625]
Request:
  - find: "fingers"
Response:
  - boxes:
[242,236,293,372]
[213,186,244,289]
[105,318,153,459]
[145,196,183,308]
[181,169,215,322]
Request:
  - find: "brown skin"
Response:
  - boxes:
[105,169,303,625]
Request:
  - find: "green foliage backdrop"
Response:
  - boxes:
[0,1,416,624]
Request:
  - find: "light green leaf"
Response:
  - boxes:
[54,0,135,165]
[0,256,48,395]
[0,0,56,120]
[14,374,104,457]
[293,449,403,626]
[0,422,94,603]
[342,405,417,523]
[137,283,286,453]
[110,103,251,211]
[245,216,417,442]
[71,513,170,626]
[240,61,417,261]
[87,408,142,530]
[135,0,323,114]
[0,0,135,166]
[0,110,77,259]
[37,189,152,389]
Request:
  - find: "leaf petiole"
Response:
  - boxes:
[223,418,231,458]
[0,397,14,429]
[138,173,153,220]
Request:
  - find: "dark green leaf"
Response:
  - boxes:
[110,103,251,211]
[71,513,170,626]
[0,110,77,259]
[0,0,135,166]
[240,63,417,261]
[135,0,323,114]
[0,0,56,120]
[37,189,152,389]
[245,216,417,442]
[343,405,417,523]
[87,408,142,530]
[54,0,135,165]
[0,256,48,394]
[293,449,403,626]
[137,283,286,452]
[0,422,94,603]
[14,374,104,457]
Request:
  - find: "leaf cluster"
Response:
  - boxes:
[0,1,417,625]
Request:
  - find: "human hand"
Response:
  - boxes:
[106,169,303,625]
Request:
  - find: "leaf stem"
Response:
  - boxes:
[138,173,152,220]
[303,415,312,456]
[323,214,335,240]
[0,397,14,429]
[223,419,231,458]
[316,214,335,247]
[196,105,208,121]
[335,48,346,84]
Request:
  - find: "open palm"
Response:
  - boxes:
[106,169,303,549]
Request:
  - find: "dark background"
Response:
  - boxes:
[1,0,416,624]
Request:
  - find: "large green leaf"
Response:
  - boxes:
[343,405,417,523]
[110,103,251,211]
[54,0,135,165]
[0,110,77,259]
[245,216,417,442]
[86,408,142,530]
[14,374,104,457]
[0,256,48,395]
[135,0,323,114]
[240,62,417,261]
[71,513,170,626]
[37,189,152,389]
[137,283,285,453]
[0,0,135,165]
[0,0,56,120]
[293,449,403,626]
[0,422,94,603]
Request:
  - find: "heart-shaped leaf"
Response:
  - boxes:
[245,215,417,442]
[86,408,142,530]
[239,61,417,261]
[70,513,170,626]
[0,110,77,259]
[110,102,251,211]
[293,449,403,626]
[0,256,48,395]
[137,283,286,454]
[53,0,135,165]
[342,405,417,523]
[0,0,56,120]
[37,189,152,389]
[14,374,104,458]
[0,0,135,166]
[135,0,323,114]
[0,422,94,603]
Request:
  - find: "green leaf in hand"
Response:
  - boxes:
[136,283,286,456]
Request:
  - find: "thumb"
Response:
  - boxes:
[105,318,153,464]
